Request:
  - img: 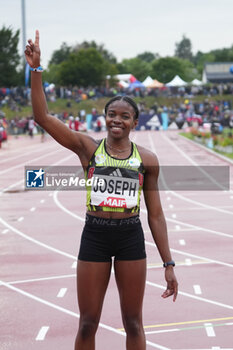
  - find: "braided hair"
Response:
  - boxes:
[104,96,139,120]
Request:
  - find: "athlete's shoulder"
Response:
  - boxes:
[135,144,159,167]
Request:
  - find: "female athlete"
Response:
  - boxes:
[25,30,178,350]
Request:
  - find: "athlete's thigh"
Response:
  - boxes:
[77,260,112,316]
[114,259,147,315]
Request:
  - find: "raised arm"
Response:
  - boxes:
[141,149,178,302]
[24,30,97,166]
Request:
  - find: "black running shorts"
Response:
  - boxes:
[78,214,147,262]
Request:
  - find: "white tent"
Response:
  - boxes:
[166,75,187,87]
[118,80,129,88]
[191,78,203,86]
[142,76,154,87]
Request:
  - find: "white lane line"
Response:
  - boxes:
[52,193,233,270]
[166,216,233,239]
[9,274,75,285]
[172,213,177,218]
[185,259,192,266]
[179,239,186,246]
[0,142,56,165]
[146,280,233,310]
[72,261,77,269]
[153,133,233,214]
[36,326,49,341]
[0,217,76,259]
[193,285,202,295]
[53,191,85,222]
[145,328,179,335]
[170,246,233,269]
[204,323,216,337]
[2,229,9,234]
[0,148,63,176]
[0,153,75,195]
[40,199,45,204]
[30,207,36,212]
[17,217,24,222]
[57,288,67,298]
[0,280,168,350]
[161,133,227,192]
[2,212,233,315]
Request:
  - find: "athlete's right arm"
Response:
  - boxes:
[25,30,97,161]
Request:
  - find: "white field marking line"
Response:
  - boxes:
[142,209,233,239]
[2,206,233,318]
[2,228,9,234]
[8,274,76,285]
[53,191,233,269]
[169,190,233,216]
[36,326,50,341]
[145,328,179,335]
[161,132,228,192]
[148,132,233,216]
[147,260,209,269]
[185,258,192,266]
[0,151,75,195]
[193,285,202,295]
[146,280,233,310]
[0,148,64,175]
[71,261,77,269]
[0,216,76,259]
[57,288,67,298]
[51,195,233,310]
[8,260,209,285]
[55,189,232,241]
[164,205,233,211]
[166,216,233,239]
[165,228,200,232]
[0,280,169,350]
[179,239,186,246]
[179,132,233,166]
[53,190,85,222]
[145,241,233,269]
[0,142,56,165]
[204,323,216,337]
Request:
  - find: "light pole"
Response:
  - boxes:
[21,0,26,65]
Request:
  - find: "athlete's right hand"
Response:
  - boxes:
[24,29,41,68]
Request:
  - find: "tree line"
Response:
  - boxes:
[0,26,233,87]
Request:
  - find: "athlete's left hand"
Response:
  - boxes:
[161,267,178,302]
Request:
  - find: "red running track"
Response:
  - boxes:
[0,131,233,350]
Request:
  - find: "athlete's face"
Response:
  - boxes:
[105,100,138,138]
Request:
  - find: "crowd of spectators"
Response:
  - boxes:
[1,82,233,110]
[0,82,232,144]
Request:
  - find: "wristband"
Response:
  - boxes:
[163,260,175,268]
[30,66,43,72]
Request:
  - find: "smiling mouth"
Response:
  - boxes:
[111,125,123,129]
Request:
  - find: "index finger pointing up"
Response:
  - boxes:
[35,30,39,46]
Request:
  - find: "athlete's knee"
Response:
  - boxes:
[78,317,99,339]
[123,315,144,337]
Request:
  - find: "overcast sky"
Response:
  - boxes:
[1,0,233,68]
